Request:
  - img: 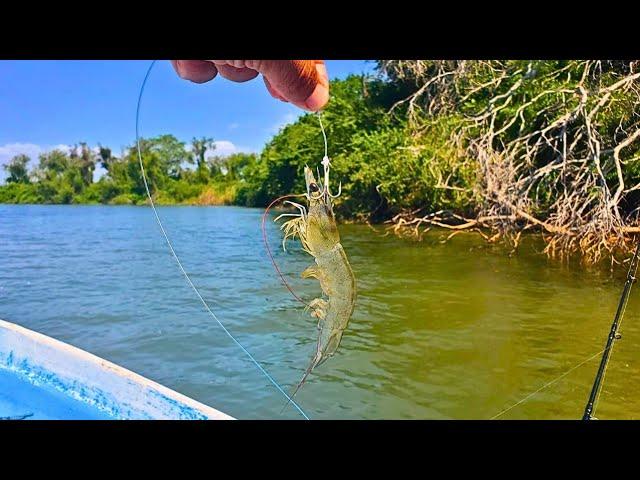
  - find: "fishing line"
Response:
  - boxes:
[135,60,310,420]
[317,112,328,158]
[492,242,640,420]
[490,347,606,420]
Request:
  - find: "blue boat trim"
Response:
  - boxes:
[0,319,233,420]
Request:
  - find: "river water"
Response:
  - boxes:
[1,204,639,419]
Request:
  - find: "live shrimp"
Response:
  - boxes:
[276,156,357,410]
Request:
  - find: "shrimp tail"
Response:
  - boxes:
[280,355,320,416]
[314,331,344,368]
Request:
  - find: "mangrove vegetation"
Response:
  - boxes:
[2,60,639,264]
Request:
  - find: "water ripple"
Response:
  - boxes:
[1,205,639,419]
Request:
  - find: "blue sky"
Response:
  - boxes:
[0,60,375,181]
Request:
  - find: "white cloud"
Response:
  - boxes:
[0,143,44,167]
[199,140,256,159]
[228,122,240,130]
[93,165,107,182]
[210,140,237,157]
[52,144,73,154]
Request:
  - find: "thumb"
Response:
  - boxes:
[250,60,329,111]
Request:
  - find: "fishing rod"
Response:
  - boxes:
[582,240,640,420]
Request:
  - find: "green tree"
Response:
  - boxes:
[36,149,70,179]
[191,137,214,181]
[70,143,96,186]
[152,135,189,178]
[252,75,397,211]
[97,145,116,171]
[220,152,257,181]
[3,154,31,184]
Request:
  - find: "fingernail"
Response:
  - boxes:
[304,84,329,112]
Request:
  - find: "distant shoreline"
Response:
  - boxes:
[0,201,260,208]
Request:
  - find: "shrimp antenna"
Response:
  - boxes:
[261,194,310,307]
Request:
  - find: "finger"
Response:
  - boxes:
[171,60,218,84]
[263,76,288,102]
[213,63,259,83]
[247,60,330,111]
[305,61,330,111]
[209,60,249,69]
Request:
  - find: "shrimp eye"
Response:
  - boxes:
[309,183,320,193]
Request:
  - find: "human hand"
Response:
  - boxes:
[171,60,329,112]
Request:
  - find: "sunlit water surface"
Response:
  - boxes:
[1,205,639,419]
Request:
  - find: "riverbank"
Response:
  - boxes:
[3,62,639,264]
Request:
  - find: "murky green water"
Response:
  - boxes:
[1,205,639,419]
